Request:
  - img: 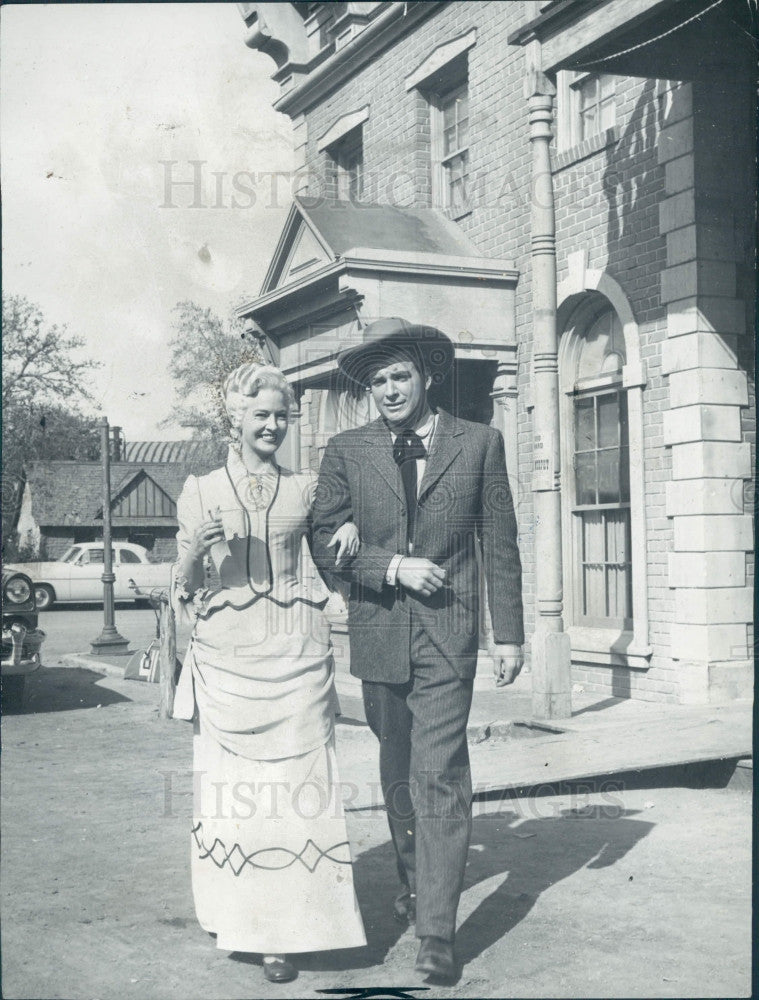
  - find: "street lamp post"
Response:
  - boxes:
[91,417,129,655]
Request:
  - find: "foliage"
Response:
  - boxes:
[163,301,264,439]
[2,295,102,541]
[2,295,100,409]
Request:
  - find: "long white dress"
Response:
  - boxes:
[172,447,366,954]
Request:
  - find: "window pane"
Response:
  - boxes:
[579,76,597,106]
[600,97,616,131]
[443,125,457,155]
[581,511,606,617]
[606,510,632,619]
[448,154,465,181]
[600,75,615,99]
[619,444,630,503]
[575,397,596,451]
[597,449,621,503]
[457,115,469,149]
[580,107,596,141]
[597,393,619,448]
[443,101,456,129]
[575,451,597,505]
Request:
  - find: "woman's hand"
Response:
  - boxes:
[188,509,225,561]
[327,522,360,567]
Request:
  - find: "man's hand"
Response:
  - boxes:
[492,645,524,687]
[397,558,446,597]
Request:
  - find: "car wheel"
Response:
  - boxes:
[34,584,55,610]
[2,675,25,710]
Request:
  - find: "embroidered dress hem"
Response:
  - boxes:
[191,723,366,954]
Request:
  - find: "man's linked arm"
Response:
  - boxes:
[479,429,525,646]
[312,437,398,594]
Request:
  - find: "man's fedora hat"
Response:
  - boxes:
[338,317,454,388]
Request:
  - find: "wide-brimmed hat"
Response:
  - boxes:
[338,317,454,388]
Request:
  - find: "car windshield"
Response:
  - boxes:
[60,546,82,563]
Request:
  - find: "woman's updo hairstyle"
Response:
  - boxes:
[223,362,296,442]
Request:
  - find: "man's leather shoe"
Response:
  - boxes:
[415,936,457,980]
[393,889,416,924]
[263,956,297,983]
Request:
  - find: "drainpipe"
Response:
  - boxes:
[525,67,572,719]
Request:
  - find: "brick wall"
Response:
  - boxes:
[292,1,754,702]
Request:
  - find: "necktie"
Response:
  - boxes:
[393,430,426,548]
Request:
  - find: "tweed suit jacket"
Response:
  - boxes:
[312,409,524,683]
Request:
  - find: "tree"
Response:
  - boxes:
[3,295,100,409]
[163,301,264,439]
[2,295,102,548]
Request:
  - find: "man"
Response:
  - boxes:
[312,317,524,981]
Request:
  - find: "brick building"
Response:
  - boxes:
[235,0,755,706]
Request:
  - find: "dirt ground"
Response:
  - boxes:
[1,662,752,1000]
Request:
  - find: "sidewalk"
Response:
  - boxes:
[3,660,752,999]
[61,647,753,805]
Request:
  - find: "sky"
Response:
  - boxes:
[1,2,295,439]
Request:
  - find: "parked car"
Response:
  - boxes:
[5,542,174,610]
[2,569,45,708]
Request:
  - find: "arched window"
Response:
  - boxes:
[570,309,631,627]
[558,280,651,670]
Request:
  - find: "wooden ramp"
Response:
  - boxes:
[470,701,753,794]
[337,701,752,809]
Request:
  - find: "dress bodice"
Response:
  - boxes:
[173,449,329,619]
[171,448,336,758]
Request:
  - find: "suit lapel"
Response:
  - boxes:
[359,418,404,501]
[418,409,463,501]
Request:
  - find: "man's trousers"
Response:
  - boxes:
[361,627,474,942]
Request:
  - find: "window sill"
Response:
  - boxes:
[443,206,473,223]
[553,127,619,173]
[568,625,652,670]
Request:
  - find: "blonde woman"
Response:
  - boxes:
[172,363,365,983]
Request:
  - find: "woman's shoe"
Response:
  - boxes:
[263,955,297,983]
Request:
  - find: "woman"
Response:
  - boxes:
[172,362,365,983]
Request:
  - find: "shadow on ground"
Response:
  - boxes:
[5,666,132,715]
[282,805,654,976]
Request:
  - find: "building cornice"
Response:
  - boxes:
[339,247,518,283]
[273,1,450,119]
[238,247,518,322]
[508,0,605,47]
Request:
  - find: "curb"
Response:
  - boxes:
[58,653,131,679]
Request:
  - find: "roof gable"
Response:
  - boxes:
[261,199,335,294]
[24,451,223,527]
[259,196,489,301]
[104,470,177,520]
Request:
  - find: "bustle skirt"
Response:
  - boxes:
[191,719,366,954]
